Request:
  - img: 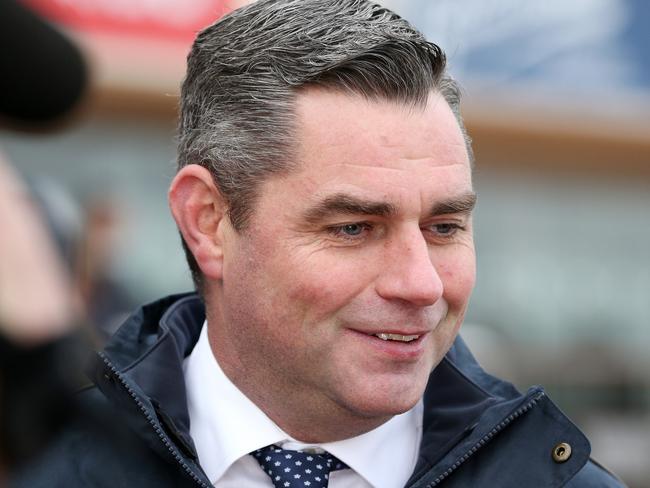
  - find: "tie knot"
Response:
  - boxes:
[252,444,349,488]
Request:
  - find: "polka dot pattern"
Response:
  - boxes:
[252,444,349,488]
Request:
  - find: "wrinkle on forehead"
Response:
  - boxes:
[303,135,469,169]
[298,142,470,180]
[330,159,470,172]
[289,156,472,191]
[297,160,472,190]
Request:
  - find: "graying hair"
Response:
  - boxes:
[177,0,472,290]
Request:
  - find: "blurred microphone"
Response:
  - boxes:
[0,0,87,125]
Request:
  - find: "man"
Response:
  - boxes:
[13,0,625,487]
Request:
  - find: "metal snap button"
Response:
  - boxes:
[552,442,572,463]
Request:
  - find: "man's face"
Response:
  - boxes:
[214,88,475,426]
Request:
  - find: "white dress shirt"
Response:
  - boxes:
[183,322,423,488]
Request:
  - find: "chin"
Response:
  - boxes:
[350,398,420,421]
[341,380,426,420]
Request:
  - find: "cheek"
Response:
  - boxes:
[435,250,476,309]
[284,253,376,322]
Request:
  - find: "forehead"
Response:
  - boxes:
[294,88,468,167]
[287,88,471,198]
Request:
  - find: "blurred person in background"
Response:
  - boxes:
[77,196,137,342]
[11,1,627,487]
[0,0,89,477]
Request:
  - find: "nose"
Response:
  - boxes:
[374,230,443,307]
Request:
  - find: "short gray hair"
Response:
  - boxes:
[177,0,472,290]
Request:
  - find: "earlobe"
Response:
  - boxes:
[168,165,227,280]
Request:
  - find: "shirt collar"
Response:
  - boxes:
[184,321,422,488]
[280,403,422,488]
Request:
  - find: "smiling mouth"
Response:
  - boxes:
[373,333,420,343]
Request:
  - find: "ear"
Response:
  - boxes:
[168,164,228,281]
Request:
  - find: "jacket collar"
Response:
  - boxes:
[100,293,204,436]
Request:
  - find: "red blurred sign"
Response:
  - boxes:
[21,0,238,41]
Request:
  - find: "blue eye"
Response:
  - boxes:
[327,222,371,241]
[434,223,457,235]
[341,224,364,236]
[427,222,466,239]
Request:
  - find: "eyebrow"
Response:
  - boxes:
[303,193,397,224]
[302,191,477,223]
[428,192,477,217]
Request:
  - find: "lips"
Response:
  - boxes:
[342,308,444,344]
[344,327,429,361]
[373,332,420,342]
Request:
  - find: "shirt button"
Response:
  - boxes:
[552,442,572,463]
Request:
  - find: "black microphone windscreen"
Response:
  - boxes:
[0,0,87,124]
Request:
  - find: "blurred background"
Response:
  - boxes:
[0,0,648,485]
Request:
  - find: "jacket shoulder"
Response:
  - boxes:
[9,387,195,487]
[567,459,628,487]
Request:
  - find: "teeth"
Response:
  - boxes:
[375,333,420,342]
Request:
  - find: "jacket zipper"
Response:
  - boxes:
[423,390,546,487]
[99,352,210,488]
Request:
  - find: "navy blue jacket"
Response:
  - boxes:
[12,293,625,487]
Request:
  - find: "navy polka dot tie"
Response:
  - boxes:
[252,444,349,488]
